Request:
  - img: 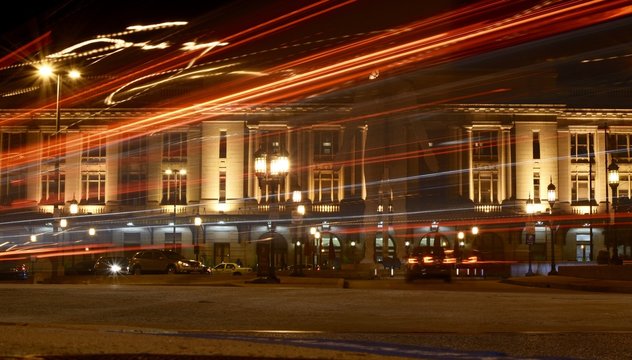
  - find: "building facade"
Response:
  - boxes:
[1,103,631,272]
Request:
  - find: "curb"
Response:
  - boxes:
[501,277,632,294]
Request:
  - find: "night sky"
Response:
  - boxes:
[1,1,631,110]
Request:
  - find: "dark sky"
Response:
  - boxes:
[0,0,239,52]
[1,1,631,109]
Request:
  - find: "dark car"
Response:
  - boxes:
[405,246,453,282]
[65,259,97,275]
[129,249,205,274]
[93,256,130,275]
[0,260,29,280]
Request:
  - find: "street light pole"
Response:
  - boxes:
[291,188,305,276]
[526,195,536,276]
[254,142,289,282]
[547,179,557,275]
[194,215,202,262]
[166,169,185,252]
[38,64,80,276]
[608,161,622,265]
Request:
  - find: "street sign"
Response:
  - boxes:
[526,233,535,245]
[526,222,536,235]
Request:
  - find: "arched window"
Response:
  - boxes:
[375,234,395,262]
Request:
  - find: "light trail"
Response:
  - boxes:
[0,32,51,69]
[0,0,630,222]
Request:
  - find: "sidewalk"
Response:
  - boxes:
[502,275,632,294]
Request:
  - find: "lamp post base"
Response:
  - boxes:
[548,269,558,275]
[525,270,536,277]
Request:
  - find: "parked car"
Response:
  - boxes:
[0,260,29,280]
[405,246,453,282]
[288,264,314,272]
[210,262,252,275]
[65,259,97,275]
[129,249,205,274]
[93,256,130,275]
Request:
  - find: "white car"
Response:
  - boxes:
[210,263,252,275]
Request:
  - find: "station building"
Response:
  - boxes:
[2,97,631,272]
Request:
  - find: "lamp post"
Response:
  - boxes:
[254,141,289,282]
[608,161,622,265]
[194,215,202,262]
[38,64,80,275]
[291,188,305,276]
[547,179,558,275]
[457,231,465,263]
[165,169,185,252]
[314,228,321,269]
[351,240,357,264]
[525,195,536,276]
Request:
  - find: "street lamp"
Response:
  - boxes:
[291,188,305,276]
[314,228,321,269]
[38,64,80,269]
[457,231,465,262]
[547,179,557,275]
[608,160,622,265]
[525,195,536,276]
[254,141,289,282]
[194,215,202,262]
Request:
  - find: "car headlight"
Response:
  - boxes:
[178,261,190,267]
[109,264,122,273]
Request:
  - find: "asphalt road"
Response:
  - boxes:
[1,277,630,360]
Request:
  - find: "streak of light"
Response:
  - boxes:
[1,0,630,203]
[97,21,189,39]
[0,32,51,69]
[104,63,242,105]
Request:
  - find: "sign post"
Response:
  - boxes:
[526,231,536,276]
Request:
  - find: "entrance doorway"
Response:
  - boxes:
[214,243,230,265]
[576,244,590,262]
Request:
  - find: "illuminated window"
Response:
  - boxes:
[532,131,540,159]
[533,170,540,201]
[81,133,106,204]
[610,134,631,161]
[219,170,226,202]
[472,130,498,161]
[162,170,187,205]
[313,130,338,161]
[162,132,187,162]
[571,133,594,162]
[313,169,340,203]
[473,170,498,203]
[81,171,105,204]
[120,137,147,206]
[571,168,593,202]
[40,133,66,204]
[82,135,106,162]
[219,130,227,159]
[616,171,631,198]
[0,132,27,205]
[375,234,395,262]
